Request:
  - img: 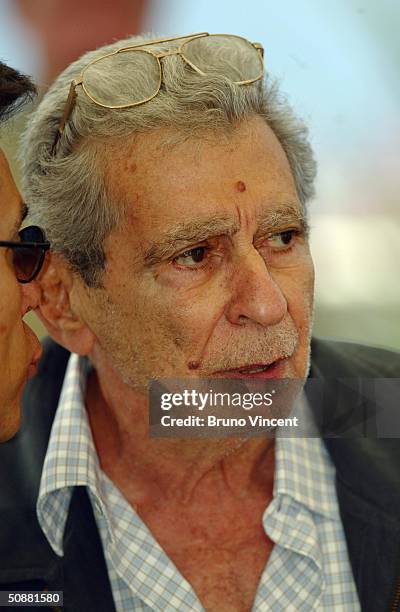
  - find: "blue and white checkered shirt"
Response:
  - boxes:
[37,354,360,611]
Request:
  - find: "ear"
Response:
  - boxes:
[37,254,96,356]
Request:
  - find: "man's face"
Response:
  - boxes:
[82,116,315,391]
[0,150,41,441]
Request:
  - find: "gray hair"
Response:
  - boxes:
[21,33,317,287]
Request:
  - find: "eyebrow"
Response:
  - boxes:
[255,204,309,239]
[142,203,309,267]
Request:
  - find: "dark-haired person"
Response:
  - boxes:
[0,62,48,441]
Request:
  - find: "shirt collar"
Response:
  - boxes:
[274,431,339,520]
[37,353,108,555]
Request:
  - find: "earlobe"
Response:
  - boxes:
[37,255,96,355]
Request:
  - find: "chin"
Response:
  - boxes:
[0,396,22,443]
[0,418,21,443]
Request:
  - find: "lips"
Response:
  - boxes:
[211,358,288,379]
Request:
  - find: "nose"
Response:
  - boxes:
[20,279,41,317]
[225,248,287,327]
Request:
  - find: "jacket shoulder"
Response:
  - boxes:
[311,340,400,610]
[0,339,70,586]
[309,338,400,513]
[0,338,70,502]
[311,337,400,377]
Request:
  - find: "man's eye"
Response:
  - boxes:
[267,229,298,249]
[174,247,208,268]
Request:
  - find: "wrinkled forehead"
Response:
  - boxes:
[104,118,305,263]
[109,117,299,209]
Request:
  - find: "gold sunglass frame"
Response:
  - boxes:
[52,32,264,153]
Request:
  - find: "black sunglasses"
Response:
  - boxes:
[0,225,50,283]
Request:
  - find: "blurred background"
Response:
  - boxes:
[1,0,399,350]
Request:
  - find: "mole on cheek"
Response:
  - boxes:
[188,361,200,370]
[235,180,246,193]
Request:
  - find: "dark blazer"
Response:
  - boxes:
[0,338,399,612]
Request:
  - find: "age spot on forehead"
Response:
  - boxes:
[235,180,246,193]
[122,158,137,176]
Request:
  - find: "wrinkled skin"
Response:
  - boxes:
[78,116,315,390]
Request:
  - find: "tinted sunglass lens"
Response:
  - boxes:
[12,247,42,283]
[14,226,47,283]
[19,226,45,242]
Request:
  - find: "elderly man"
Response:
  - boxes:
[0,32,399,612]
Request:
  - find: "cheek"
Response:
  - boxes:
[272,261,314,378]
[273,259,315,327]
[164,280,228,345]
[0,272,23,344]
[0,272,27,401]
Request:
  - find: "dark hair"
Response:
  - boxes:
[0,61,36,122]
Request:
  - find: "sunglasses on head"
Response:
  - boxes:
[0,225,50,283]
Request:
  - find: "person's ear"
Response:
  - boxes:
[37,254,95,355]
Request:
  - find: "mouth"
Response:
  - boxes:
[211,358,288,379]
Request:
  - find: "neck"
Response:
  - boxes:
[85,356,275,506]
